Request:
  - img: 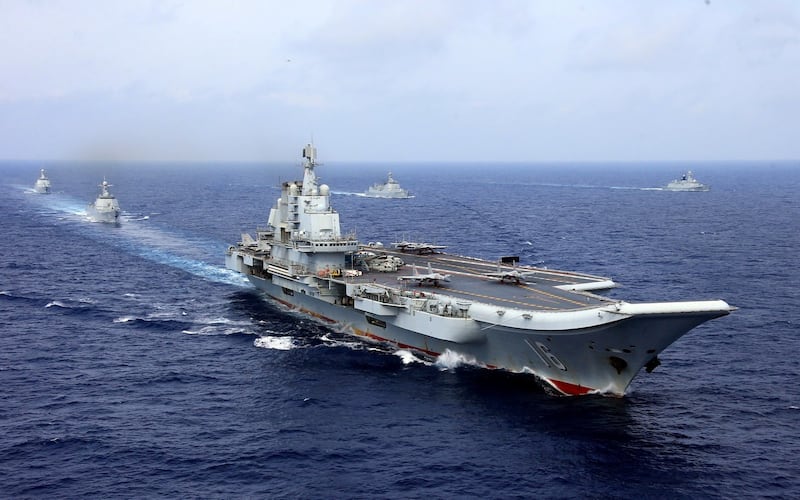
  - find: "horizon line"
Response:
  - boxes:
[1,158,799,165]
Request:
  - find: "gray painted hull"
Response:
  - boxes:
[245,274,724,396]
[87,206,120,224]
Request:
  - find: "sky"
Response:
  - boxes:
[1,0,799,163]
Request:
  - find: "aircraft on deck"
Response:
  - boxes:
[484,269,538,285]
[392,241,447,254]
[484,257,537,284]
[397,263,451,287]
[355,251,405,272]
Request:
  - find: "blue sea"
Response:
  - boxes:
[2,159,799,498]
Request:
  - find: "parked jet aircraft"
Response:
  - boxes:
[397,263,451,286]
[484,268,537,285]
[392,241,447,254]
[484,257,537,285]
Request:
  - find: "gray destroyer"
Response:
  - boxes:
[86,179,121,224]
[34,169,52,194]
[226,144,732,396]
[664,171,709,192]
[365,172,411,198]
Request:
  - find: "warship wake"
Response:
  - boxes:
[226,144,733,396]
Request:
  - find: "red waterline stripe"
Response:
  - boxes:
[547,378,594,396]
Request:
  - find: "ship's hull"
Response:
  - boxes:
[365,190,410,199]
[34,170,51,193]
[664,180,709,191]
[244,274,726,396]
[665,185,709,192]
[87,205,120,224]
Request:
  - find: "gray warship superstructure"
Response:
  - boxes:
[365,172,411,198]
[86,179,121,224]
[34,169,52,194]
[226,144,732,396]
[665,171,709,192]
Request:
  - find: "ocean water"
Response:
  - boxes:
[1,159,799,498]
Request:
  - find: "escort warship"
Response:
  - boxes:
[664,170,710,192]
[226,144,733,396]
[34,168,52,194]
[86,178,121,224]
[364,171,411,198]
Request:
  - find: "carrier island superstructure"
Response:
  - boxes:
[226,144,733,396]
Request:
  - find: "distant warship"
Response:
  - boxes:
[665,171,709,192]
[34,169,51,194]
[226,144,732,396]
[364,172,411,198]
[87,179,121,224]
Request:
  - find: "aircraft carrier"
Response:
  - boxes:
[226,144,733,396]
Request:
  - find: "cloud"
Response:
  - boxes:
[0,1,313,101]
[0,0,798,161]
